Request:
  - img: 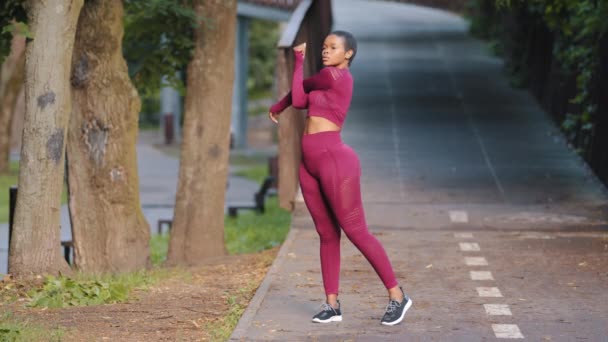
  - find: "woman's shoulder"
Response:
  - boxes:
[319,66,351,81]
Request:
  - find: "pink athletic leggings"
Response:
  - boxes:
[299,131,398,295]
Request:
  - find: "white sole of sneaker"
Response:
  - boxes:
[381,298,413,326]
[312,315,342,323]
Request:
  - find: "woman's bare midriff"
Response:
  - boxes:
[304,115,341,135]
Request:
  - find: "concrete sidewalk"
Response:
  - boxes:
[230,0,608,340]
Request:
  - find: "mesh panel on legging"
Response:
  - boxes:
[318,144,398,290]
[299,132,399,294]
[299,162,341,295]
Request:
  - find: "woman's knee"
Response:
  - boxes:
[343,225,372,245]
[316,225,341,243]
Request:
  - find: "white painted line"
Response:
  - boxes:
[484,304,512,316]
[454,232,474,239]
[470,271,494,280]
[449,211,469,223]
[459,242,480,251]
[465,257,488,266]
[492,324,524,339]
[476,287,503,297]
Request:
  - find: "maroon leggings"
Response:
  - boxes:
[299,131,398,295]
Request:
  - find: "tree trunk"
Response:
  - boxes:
[0,35,25,174]
[166,0,237,265]
[276,49,306,212]
[8,0,84,277]
[66,0,150,273]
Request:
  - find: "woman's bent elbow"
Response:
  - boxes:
[292,101,308,109]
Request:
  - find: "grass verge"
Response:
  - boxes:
[149,195,290,260]
[26,271,155,308]
[0,155,288,340]
[0,311,64,341]
[228,160,290,253]
[225,197,290,254]
[233,164,267,184]
[206,282,258,341]
[1,267,186,309]
[150,233,170,266]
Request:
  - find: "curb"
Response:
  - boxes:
[229,225,300,341]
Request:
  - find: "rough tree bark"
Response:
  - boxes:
[0,35,25,174]
[67,0,150,273]
[8,0,84,277]
[276,49,306,212]
[166,0,237,265]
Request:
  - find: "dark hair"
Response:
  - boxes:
[330,30,357,66]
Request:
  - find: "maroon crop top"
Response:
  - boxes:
[269,50,353,127]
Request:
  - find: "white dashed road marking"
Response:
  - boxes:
[492,324,524,339]
[484,304,512,316]
[454,232,474,238]
[453,233,523,338]
[459,242,480,251]
[464,256,488,266]
[449,210,469,223]
[476,287,503,297]
[470,271,494,280]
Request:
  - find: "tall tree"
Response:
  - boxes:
[167,0,237,265]
[0,34,25,173]
[67,0,150,273]
[8,0,84,277]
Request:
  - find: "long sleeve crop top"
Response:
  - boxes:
[269,50,353,127]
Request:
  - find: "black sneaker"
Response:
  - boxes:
[381,287,412,326]
[312,301,342,323]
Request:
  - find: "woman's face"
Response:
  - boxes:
[322,34,352,69]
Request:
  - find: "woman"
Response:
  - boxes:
[268,31,412,326]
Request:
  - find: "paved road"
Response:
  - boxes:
[231,0,608,340]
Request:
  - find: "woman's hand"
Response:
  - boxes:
[268,111,280,124]
[293,42,306,57]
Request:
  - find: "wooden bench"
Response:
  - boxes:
[227,175,275,218]
[157,219,173,235]
[61,240,73,264]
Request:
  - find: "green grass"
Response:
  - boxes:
[228,160,290,254]
[234,164,267,184]
[249,89,272,101]
[0,161,69,224]
[149,161,291,259]
[206,283,257,341]
[26,270,165,308]
[229,153,268,168]
[150,233,170,266]
[0,311,64,341]
[138,122,160,131]
[0,158,285,338]
[148,196,290,259]
[225,197,290,254]
[227,161,291,254]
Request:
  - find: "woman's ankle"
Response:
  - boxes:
[326,294,339,308]
[388,286,404,302]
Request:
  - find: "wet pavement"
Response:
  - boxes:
[231,0,608,340]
